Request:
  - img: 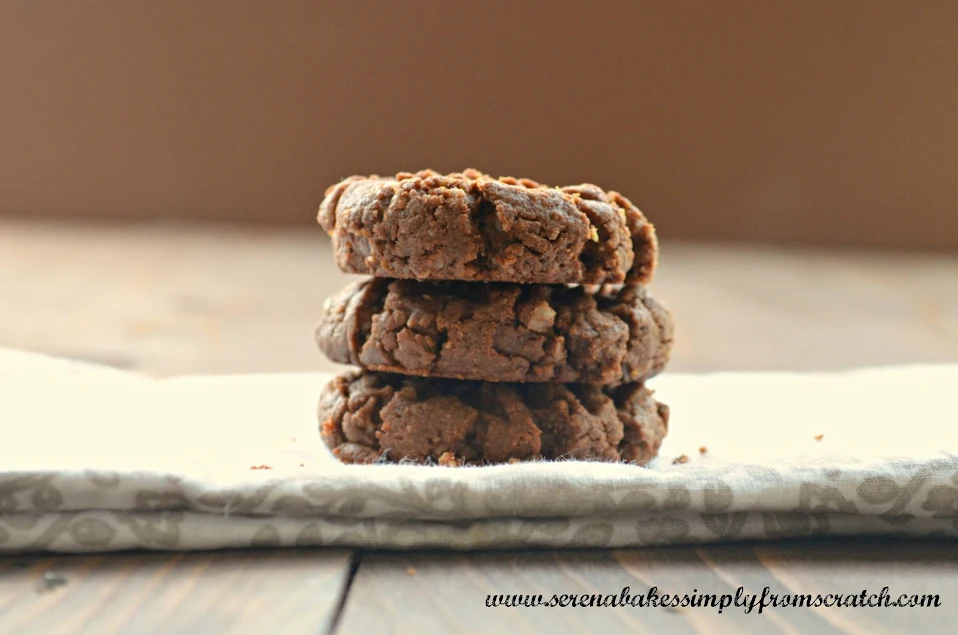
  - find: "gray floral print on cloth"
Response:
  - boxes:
[4,347,958,553]
[0,511,956,553]
[0,455,958,553]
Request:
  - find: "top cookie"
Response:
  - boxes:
[318,169,657,285]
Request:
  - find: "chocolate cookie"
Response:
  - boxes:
[318,370,669,466]
[316,279,673,384]
[318,169,657,285]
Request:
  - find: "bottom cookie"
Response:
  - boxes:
[318,370,669,466]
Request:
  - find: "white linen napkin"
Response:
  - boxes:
[1,348,956,552]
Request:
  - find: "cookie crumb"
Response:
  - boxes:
[36,571,68,594]
[698,446,708,455]
[406,567,417,576]
[291,437,297,443]
[672,454,690,466]
[814,434,824,441]
[438,452,462,467]
[250,464,273,470]
[298,463,305,468]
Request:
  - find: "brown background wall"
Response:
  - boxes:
[1,2,955,249]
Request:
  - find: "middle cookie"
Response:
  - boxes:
[316,279,673,384]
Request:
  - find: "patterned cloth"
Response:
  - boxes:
[2,348,957,552]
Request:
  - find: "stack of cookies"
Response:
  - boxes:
[314,169,674,466]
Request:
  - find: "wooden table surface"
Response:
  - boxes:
[1,219,957,634]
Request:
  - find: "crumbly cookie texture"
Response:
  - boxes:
[316,279,673,385]
[318,370,669,466]
[318,169,657,285]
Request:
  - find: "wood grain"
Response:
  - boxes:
[1,220,956,377]
[0,550,353,635]
[1,221,956,633]
[339,540,957,634]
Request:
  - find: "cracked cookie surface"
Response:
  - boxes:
[319,370,669,466]
[318,169,657,285]
[316,279,673,384]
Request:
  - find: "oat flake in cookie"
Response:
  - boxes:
[316,278,673,385]
[318,370,669,466]
[318,169,658,285]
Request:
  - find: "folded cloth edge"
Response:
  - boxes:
[3,453,957,522]
[1,510,955,553]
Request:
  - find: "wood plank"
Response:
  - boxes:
[338,540,957,634]
[745,541,957,634]
[1,220,956,378]
[3,222,957,633]
[0,549,354,635]
[657,243,958,372]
